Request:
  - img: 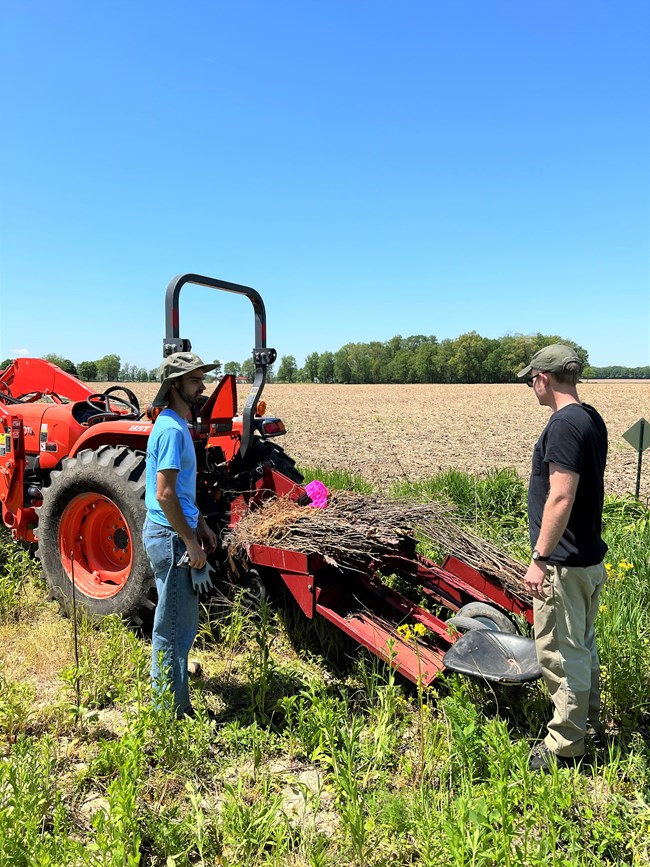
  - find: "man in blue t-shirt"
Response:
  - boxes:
[517,344,608,771]
[143,351,217,717]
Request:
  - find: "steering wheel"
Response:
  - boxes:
[85,386,141,422]
[0,381,18,404]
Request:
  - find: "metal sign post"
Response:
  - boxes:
[622,418,650,499]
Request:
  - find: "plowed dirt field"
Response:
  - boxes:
[117,381,650,501]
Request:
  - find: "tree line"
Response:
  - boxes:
[1,336,647,384]
[587,365,650,380]
[0,354,224,384]
[274,332,592,384]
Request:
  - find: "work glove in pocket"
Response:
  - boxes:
[191,564,213,596]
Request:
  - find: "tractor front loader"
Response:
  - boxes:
[0,273,540,685]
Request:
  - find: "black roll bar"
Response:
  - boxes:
[163,273,277,458]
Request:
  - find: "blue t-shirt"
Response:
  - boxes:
[145,409,199,528]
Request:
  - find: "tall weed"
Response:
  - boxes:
[220,776,291,865]
[390,467,527,520]
[0,669,35,744]
[0,530,41,623]
[59,613,149,711]
[90,726,145,866]
[599,498,650,726]
[0,735,83,866]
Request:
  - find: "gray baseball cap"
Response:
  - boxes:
[517,343,582,380]
[152,352,217,407]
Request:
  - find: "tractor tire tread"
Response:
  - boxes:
[36,446,154,626]
[248,439,303,483]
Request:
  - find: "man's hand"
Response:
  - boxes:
[523,561,548,600]
[186,537,207,570]
[525,463,577,601]
[197,518,217,554]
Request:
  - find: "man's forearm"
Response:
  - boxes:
[535,492,574,556]
[159,493,196,544]
[155,469,206,567]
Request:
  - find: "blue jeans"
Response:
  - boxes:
[143,517,199,716]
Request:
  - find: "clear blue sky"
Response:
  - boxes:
[1,1,649,371]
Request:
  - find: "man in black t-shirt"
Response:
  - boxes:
[517,344,608,772]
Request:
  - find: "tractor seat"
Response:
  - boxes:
[71,402,112,426]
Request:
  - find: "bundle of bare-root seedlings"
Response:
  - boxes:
[225,491,451,573]
[225,490,529,602]
[417,517,529,603]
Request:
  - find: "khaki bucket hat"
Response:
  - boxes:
[152,352,217,407]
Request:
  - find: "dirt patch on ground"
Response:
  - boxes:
[256,382,649,501]
[116,381,650,501]
[0,613,72,707]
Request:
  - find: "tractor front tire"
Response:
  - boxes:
[37,445,155,626]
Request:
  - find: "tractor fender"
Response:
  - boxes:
[69,420,153,458]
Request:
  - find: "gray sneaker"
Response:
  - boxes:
[188,660,202,678]
[529,743,583,772]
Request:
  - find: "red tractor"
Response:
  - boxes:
[0,274,540,686]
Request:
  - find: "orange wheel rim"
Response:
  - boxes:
[58,493,133,599]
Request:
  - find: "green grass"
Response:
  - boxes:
[389,467,528,522]
[299,465,374,494]
[1,472,649,867]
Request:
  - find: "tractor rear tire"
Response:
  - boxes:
[37,445,155,626]
[248,439,304,483]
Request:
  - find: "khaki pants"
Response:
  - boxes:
[533,562,607,757]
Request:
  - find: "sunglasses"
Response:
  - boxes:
[526,373,543,387]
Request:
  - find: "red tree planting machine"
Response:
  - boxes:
[0,274,540,686]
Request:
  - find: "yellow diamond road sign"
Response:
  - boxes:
[622,418,650,453]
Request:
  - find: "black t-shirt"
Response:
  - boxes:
[527,403,608,566]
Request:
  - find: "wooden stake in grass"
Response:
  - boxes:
[70,552,82,722]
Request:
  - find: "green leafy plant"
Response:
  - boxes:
[0,735,82,865]
[220,776,290,865]
[0,669,36,744]
[0,531,42,623]
[90,726,145,866]
[59,613,149,711]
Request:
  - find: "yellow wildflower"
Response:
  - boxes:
[397,624,414,641]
